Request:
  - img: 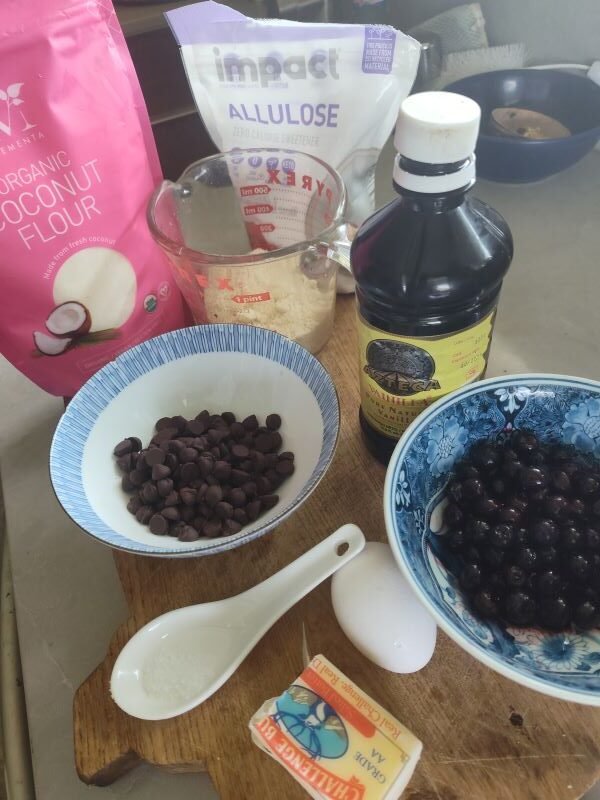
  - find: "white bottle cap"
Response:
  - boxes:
[393,91,482,193]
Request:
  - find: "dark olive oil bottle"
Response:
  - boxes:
[351,92,514,464]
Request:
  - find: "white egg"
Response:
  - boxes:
[331,542,437,673]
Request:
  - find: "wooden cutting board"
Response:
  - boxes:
[74,297,600,799]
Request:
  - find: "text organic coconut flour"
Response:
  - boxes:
[0,0,186,396]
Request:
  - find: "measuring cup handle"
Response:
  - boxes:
[321,224,357,294]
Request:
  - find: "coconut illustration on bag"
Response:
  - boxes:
[33,247,137,357]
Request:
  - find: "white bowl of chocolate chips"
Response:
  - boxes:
[50,324,339,556]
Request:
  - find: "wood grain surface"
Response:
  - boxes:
[74,297,600,799]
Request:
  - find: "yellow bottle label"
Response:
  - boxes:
[357,309,496,439]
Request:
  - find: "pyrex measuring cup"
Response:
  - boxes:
[148,149,352,353]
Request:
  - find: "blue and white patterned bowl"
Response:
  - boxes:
[384,374,600,705]
[50,324,339,557]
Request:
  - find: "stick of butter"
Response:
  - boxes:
[249,654,422,800]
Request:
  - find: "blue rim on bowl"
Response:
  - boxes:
[385,373,600,705]
[50,324,340,557]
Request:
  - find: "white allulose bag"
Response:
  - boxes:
[166,1,420,227]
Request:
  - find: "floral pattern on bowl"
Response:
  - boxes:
[385,374,600,704]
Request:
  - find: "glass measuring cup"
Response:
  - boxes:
[148,149,351,353]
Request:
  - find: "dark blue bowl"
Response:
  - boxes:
[446,69,600,183]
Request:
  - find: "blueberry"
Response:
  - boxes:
[568,499,587,519]
[520,466,548,492]
[550,470,571,494]
[592,499,600,518]
[489,523,514,549]
[563,461,581,477]
[463,545,482,564]
[462,478,485,501]
[447,529,466,551]
[497,506,522,525]
[585,526,600,551]
[560,525,583,551]
[505,591,536,626]
[568,553,591,581]
[489,477,508,499]
[508,495,530,514]
[542,495,569,520]
[444,502,464,528]
[575,473,600,497]
[447,480,464,504]
[502,459,523,482]
[473,589,499,619]
[466,517,490,544]
[537,546,559,568]
[476,496,500,519]
[488,570,507,593]
[511,430,539,455]
[469,442,501,473]
[537,570,563,597]
[574,601,600,629]
[460,563,483,591]
[513,527,529,549]
[539,596,571,630]
[483,547,506,569]
[516,547,538,572]
[530,519,559,547]
[550,444,576,463]
[527,449,548,467]
[503,447,520,463]
[505,565,527,590]
[456,462,481,481]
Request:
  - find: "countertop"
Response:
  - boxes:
[1,141,600,800]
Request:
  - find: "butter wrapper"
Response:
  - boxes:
[249,654,422,799]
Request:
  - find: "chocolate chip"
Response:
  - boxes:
[270,432,283,451]
[223,519,242,535]
[192,437,208,450]
[229,488,246,508]
[231,469,250,486]
[155,427,178,443]
[215,501,234,520]
[210,446,221,458]
[205,485,223,506]
[127,496,142,514]
[169,521,186,538]
[208,428,227,445]
[195,410,210,422]
[242,414,259,431]
[129,469,147,486]
[186,419,206,436]
[230,422,246,440]
[246,500,261,521]
[162,506,180,522]
[135,506,153,524]
[167,439,185,454]
[156,417,174,431]
[149,514,168,534]
[254,433,272,453]
[121,474,135,492]
[141,482,159,504]
[178,525,200,542]
[171,415,187,433]
[163,491,179,507]
[261,494,279,511]
[152,463,171,481]
[222,412,236,425]
[198,456,214,477]
[266,414,281,431]
[265,453,278,468]
[256,476,272,495]
[180,506,195,523]
[279,451,295,461]
[157,478,174,497]
[242,481,258,498]
[180,487,197,506]
[180,447,198,463]
[251,451,266,472]
[231,444,250,461]
[214,460,232,481]
[233,508,248,525]
[145,448,166,466]
[276,459,295,477]
[128,437,142,452]
[114,438,133,457]
[203,519,222,537]
[180,462,200,483]
[116,453,133,472]
[206,474,219,486]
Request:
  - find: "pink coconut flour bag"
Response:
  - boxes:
[0,0,186,396]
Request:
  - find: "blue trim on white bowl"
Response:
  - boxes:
[50,324,339,557]
[384,373,600,706]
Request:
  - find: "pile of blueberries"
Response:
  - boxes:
[442,430,600,630]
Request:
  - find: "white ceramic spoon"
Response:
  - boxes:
[111,524,365,720]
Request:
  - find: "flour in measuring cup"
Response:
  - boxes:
[203,251,336,353]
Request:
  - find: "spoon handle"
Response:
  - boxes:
[241,524,365,629]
